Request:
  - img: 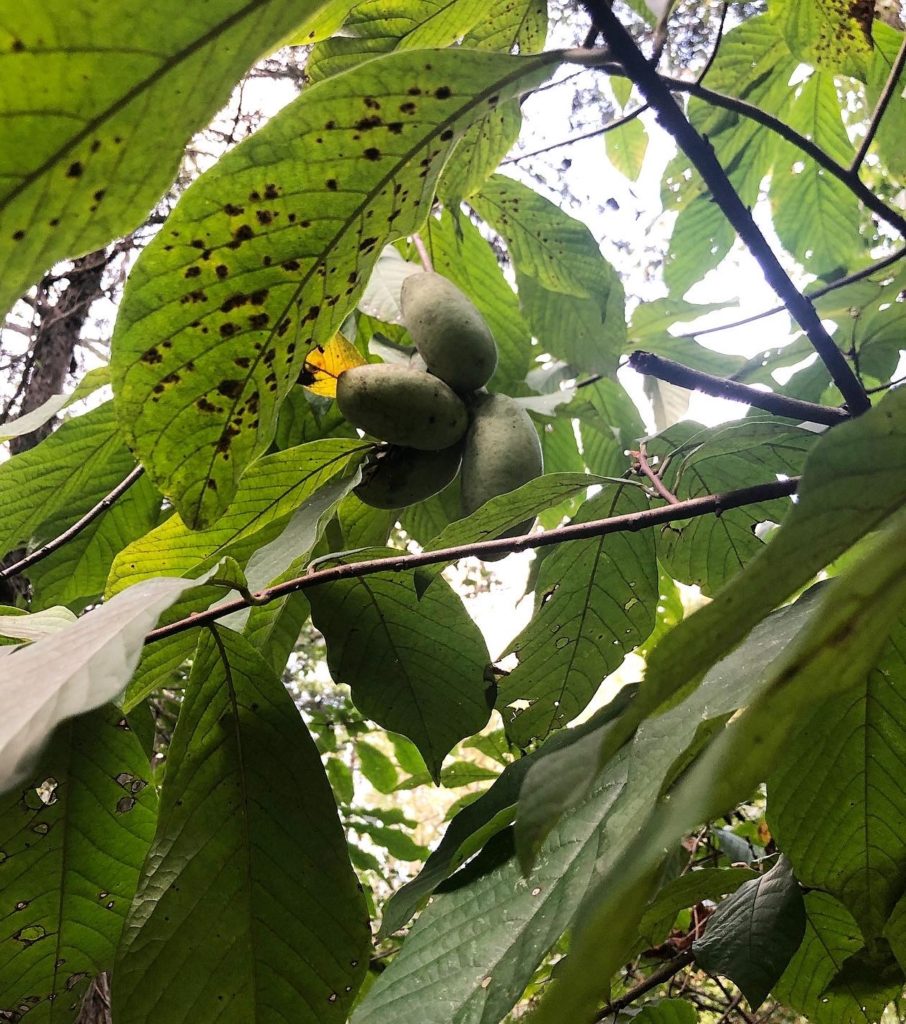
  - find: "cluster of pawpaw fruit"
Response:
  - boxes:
[335,271,543,547]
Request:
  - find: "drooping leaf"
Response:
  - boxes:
[0,0,343,317]
[112,628,370,1024]
[638,867,758,946]
[471,174,626,375]
[0,706,158,1019]
[307,549,492,778]
[356,740,399,794]
[497,484,657,744]
[0,606,76,642]
[110,47,558,528]
[298,334,367,396]
[0,366,109,443]
[0,573,216,793]
[769,614,906,940]
[693,857,806,1009]
[606,115,648,180]
[106,439,368,596]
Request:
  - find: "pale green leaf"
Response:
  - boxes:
[605,115,648,181]
[776,0,874,78]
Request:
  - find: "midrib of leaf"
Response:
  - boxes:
[190,50,557,523]
[2,0,288,212]
[212,628,260,1010]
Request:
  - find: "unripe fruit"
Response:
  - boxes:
[336,363,468,450]
[355,443,462,509]
[400,272,498,392]
[460,393,543,557]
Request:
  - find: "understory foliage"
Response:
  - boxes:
[1,0,906,1021]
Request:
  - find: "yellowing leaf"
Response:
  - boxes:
[299,334,366,397]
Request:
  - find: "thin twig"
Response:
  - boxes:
[575,13,872,415]
[503,105,648,165]
[850,34,906,175]
[410,233,433,273]
[0,466,145,580]
[631,443,680,503]
[628,350,849,425]
[696,1,729,86]
[594,951,695,1021]
[678,247,906,340]
[144,476,800,644]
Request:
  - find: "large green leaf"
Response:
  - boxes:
[769,615,906,939]
[648,420,816,594]
[110,48,558,528]
[106,439,368,596]
[0,705,158,1019]
[497,484,657,744]
[112,628,370,1024]
[638,867,758,945]
[531,506,906,1023]
[421,209,532,391]
[471,174,626,375]
[0,0,342,317]
[0,403,132,556]
[776,892,898,1024]
[868,23,906,177]
[693,857,806,1010]
[307,550,492,777]
[776,0,874,78]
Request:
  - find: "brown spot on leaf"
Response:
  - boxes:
[66,161,83,178]
[217,379,244,399]
[435,86,452,99]
[184,266,201,278]
[387,121,403,134]
[282,259,300,271]
[142,347,162,365]
[256,209,274,225]
[197,397,218,413]
[250,289,268,304]
[364,96,380,110]
[326,179,338,191]
[215,264,229,279]
[440,129,454,141]
[224,203,244,216]
[220,323,238,337]
[234,356,251,368]
[11,38,25,52]
[12,229,25,241]
[249,312,270,329]
[363,147,381,161]
[264,184,279,200]
[356,115,382,131]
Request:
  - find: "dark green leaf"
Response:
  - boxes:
[357,740,399,794]
[638,867,758,945]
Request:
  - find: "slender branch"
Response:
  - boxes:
[850,35,906,174]
[631,443,680,504]
[0,466,145,580]
[594,951,695,1021]
[575,13,872,415]
[503,105,647,166]
[410,233,433,272]
[696,1,729,86]
[628,350,849,425]
[678,247,906,340]
[145,477,800,644]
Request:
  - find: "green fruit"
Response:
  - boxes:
[355,443,462,509]
[336,363,468,450]
[460,393,543,557]
[400,272,498,392]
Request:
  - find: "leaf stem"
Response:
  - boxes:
[145,476,800,644]
[593,950,695,1020]
[568,12,873,415]
[628,350,849,425]
[850,34,906,175]
[0,465,145,580]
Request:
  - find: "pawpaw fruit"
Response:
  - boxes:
[400,272,498,392]
[460,393,543,557]
[355,443,462,509]
[336,363,468,450]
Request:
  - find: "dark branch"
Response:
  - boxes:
[0,466,145,580]
[503,105,647,165]
[628,350,849,426]
[145,477,800,645]
[570,14,872,415]
[850,34,906,174]
[594,951,695,1020]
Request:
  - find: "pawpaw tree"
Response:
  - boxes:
[1,0,905,1022]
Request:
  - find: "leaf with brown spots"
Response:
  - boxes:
[300,333,366,397]
[111,47,558,528]
[778,0,874,78]
[0,0,344,318]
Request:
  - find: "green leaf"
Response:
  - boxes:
[355,822,428,861]
[421,209,532,391]
[110,48,558,528]
[776,892,892,1024]
[471,174,626,375]
[633,1000,697,1024]
[0,403,133,556]
[649,420,817,594]
[327,756,356,805]
[357,740,399,794]
[0,0,338,317]
[638,867,758,945]
[0,573,217,792]
[605,115,648,181]
[28,473,162,614]
[112,628,370,1024]
[106,440,368,596]
[867,23,906,177]
[0,706,157,1017]
[776,0,874,78]
[307,550,492,778]
[769,613,906,939]
[0,366,109,443]
[693,857,806,1010]
[497,484,657,744]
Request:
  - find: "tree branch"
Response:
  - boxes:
[570,13,872,415]
[850,34,906,174]
[145,476,800,644]
[628,350,849,425]
[503,105,647,166]
[0,466,145,581]
[594,951,695,1021]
